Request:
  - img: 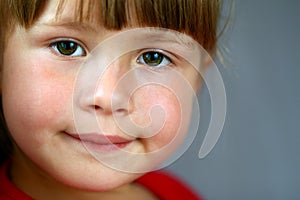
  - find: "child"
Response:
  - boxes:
[0,0,221,199]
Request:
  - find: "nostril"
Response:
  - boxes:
[94,105,101,110]
[92,104,128,115]
[115,108,128,115]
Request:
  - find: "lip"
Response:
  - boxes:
[65,132,134,151]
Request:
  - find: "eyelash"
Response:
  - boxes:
[136,50,174,68]
[49,39,87,57]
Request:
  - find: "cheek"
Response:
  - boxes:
[1,55,74,144]
[132,85,189,151]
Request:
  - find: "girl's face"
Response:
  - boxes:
[1,0,204,192]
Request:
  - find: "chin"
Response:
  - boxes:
[49,162,142,192]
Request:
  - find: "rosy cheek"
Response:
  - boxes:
[131,85,183,151]
[2,57,74,135]
[22,82,71,129]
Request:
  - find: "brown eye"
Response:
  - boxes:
[137,51,171,67]
[51,41,86,57]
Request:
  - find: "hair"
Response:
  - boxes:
[0,0,222,165]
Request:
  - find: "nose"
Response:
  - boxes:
[73,58,135,116]
[93,61,133,115]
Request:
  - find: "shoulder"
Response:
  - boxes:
[136,170,204,200]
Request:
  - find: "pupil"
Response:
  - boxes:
[57,42,77,55]
[143,52,163,66]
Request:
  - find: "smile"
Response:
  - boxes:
[65,132,134,151]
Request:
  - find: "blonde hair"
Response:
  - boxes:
[0,0,222,164]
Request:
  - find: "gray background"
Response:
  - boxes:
[166,0,300,199]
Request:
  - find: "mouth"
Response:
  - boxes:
[64,132,134,151]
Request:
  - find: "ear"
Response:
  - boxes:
[204,53,214,71]
[194,53,214,92]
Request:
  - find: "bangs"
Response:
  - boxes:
[2,0,220,50]
[66,0,220,51]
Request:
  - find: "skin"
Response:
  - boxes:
[0,0,205,199]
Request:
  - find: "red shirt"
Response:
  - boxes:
[136,170,203,200]
[0,162,203,200]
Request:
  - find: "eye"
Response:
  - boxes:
[137,51,171,68]
[51,41,86,57]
